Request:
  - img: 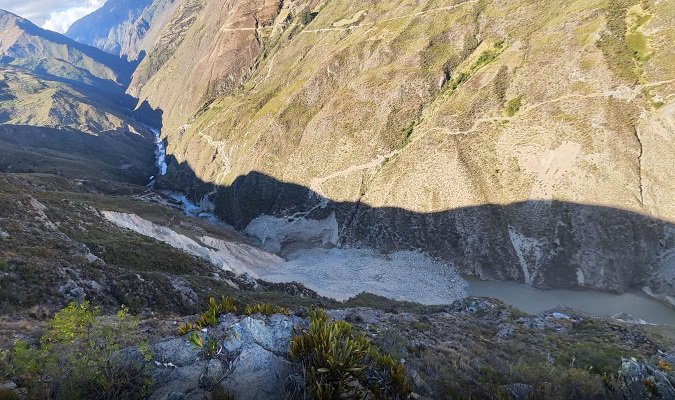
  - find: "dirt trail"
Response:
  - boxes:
[308,80,672,196]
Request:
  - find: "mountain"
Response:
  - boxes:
[129,0,675,302]
[0,8,148,132]
[66,0,180,61]
[0,9,133,86]
[0,8,154,183]
[127,0,277,134]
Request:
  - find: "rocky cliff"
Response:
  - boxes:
[128,0,674,299]
[66,0,180,61]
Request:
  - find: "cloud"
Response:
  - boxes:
[42,0,104,33]
[0,0,104,32]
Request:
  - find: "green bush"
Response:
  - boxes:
[178,296,239,335]
[177,298,290,336]
[449,40,506,93]
[187,331,203,348]
[290,308,411,399]
[244,302,290,316]
[597,0,643,82]
[4,302,151,399]
[504,95,523,117]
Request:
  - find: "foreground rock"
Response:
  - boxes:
[124,314,303,400]
[105,300,675,399]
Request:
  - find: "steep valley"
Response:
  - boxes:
[0,0,674,398]
[123,0,675,304]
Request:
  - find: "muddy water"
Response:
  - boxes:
[467,277,675,326]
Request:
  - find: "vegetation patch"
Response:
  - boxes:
[447,40,506,93]
[399,118,419,148]
[504,95,523,117]
[597,0,653,85]
[1,302,151,399]
[289,307,411,399]
[244,302,291,316]
[177,296,238,335]
[299,8,319,26]
[177,297,291,335]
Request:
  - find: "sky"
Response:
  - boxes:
[0,0,105,33]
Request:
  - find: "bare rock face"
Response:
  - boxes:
[133,0,674,297]
[618,359,675,400]
[142,314,299,400]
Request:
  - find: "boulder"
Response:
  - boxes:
[618,358,675,400]
[222,343,293,400]
[224,315,297,354]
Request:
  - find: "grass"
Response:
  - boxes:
[399,119,417,148]
[244,303,291,316]
[597,0,652,84]
[177,297,292,335]
[447,40,506,93]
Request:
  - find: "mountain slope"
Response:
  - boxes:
[128,0,283,136]
[134,0,675,300]
[0,8,150,136]
[66,0,180,61]
[0,9,133,86]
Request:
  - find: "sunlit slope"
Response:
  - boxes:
[66,0,180,61]
[174,0,670,214]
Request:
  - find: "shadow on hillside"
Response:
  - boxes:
[0,124,156,185]
[154,156,674,295]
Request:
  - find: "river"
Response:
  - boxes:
[468,277,675,326]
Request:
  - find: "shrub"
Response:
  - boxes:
[289,308,411,399]
[449,40,506,93]
[504,95,523,117]
[244,303,290,316]
[4,302,151,399]
[187,332,203,348]
[657,359,672,372]
[203,338,220,358]
[299,9,318,26]
[178,296,238,335]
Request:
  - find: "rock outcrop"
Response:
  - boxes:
[128,314,302,400]
[113,304,675,400]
